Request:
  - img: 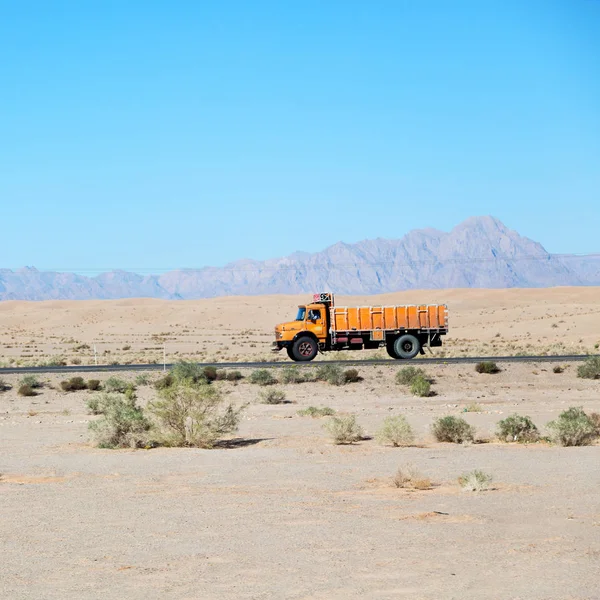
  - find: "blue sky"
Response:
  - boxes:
[1,0,598,274]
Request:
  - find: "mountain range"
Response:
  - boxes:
[2,216,599,300]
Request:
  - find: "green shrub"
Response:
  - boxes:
[103,377,130,394]
[458,470,492,492]
[18,384,37,397]
[315,364,345,386]
[376,415,415,447]
[547,407,598,447]
[87,379,101,391]
[589,412,600,437]
[280,366,308,384]
[155,374,174,390]
[475,361,500,374]
[60,377,87,392]
[170,361,208,385]
[86,392,123,415]
[43,355,67,367]
[496,414,539,443]
[431,416,475,443]
[323,414,363,444]
[297,406,335,418]
[248,369,277,386]
[20,375,41,389]
[88,393,152,448]
[410,375,431,397]
[259,388,287,404]
[134,374,151,386]
[148,382,244,448]
[343,368,361,384]
[226,370,243,382]
[395,366,427,386]
[577,357,600,380]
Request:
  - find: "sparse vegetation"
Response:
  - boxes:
[577,356,600,380]
[20,375,41,389]
[343,368,361,383]
[553,366,564,374]
[87,379,101,391]
[88,393,152,448]
[169,361,209,385]
[103,377,130,394]
[18,384,37,397]
[148,382,244,448]
[464,402,482,413]
[248,369,277,386]
[60,377,87,392]
[547,407,598,447]
[393,464,431,490]
[259,388,287,404]
[315,364,344,386]
[297,406,335,418]
[202,366,218,382]
[496,414,539,443]
[323,414,363,444]
[458,470,492,492]
[475,361,501,374]
[0,378,9,392]
[43,355,67,367]
[431,416,475,443]
[410,375,431,397]
[376,415,415,447]
[280,366,310,384]
[589,412,600,437]
[135,374,151,386]
[395,366,428,386]
[226,370,243,382]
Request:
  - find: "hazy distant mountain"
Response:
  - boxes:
[1,216,598,300]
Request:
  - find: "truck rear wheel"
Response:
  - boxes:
[291,336,318,362]
[393,334,420,360]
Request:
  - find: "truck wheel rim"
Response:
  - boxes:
[403,342,413,352]
[299,342,313,356]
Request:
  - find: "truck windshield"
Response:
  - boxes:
[295,307,306,321]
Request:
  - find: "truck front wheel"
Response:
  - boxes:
[291,336,318,362]
[393,334,420,360]
[386,341,400,359]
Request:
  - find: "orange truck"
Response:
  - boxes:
[273,293,448,362]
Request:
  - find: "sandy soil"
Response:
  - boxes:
[1,287,599,367]
[1,359,599,599]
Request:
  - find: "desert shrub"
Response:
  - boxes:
[170,361,208,385]
[343,368,361,383]
[395,366,428,386]
[88,393,152,448]
[20,375,41,389]
[60,377,87,392]
[259,388,287,404]
[87,379,101,391]
[458,470,492,492]
[148,382,244,448]
[464,402,482,413]
[589,412,600,437]
[103,377,130,394]
[496,414,539,443]
[226,370,243,382]
[0,378,10,392]
[280,366,308,384]
[18,384,37,397]
[202,366,218,382]
[376,415,415,447]
[297,406,335,417]
[547,407,598,447]
[86,392,123,415]
[315,364,345,386]
[71,357,82,365]
[135,374,150,386]
[43,355,67,367]
[553,366,564,374]
[410,375,431,397]
[155,374,174,390]
[323,414,363,444]
[577,357,600,380]
[248,369,277,386]
[393,464,431,490]
[475,361,500,374]
[431,416,475,443]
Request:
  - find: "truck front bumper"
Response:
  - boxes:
[272,341,292,352]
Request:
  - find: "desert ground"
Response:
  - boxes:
[0,287,599,367]
[1,288,600,599]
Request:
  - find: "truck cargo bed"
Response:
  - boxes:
[330,305,448,333]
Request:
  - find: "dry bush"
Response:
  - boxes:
[43,355,67,367]
[135,374,150,386]
[553,366,564,374]
[88,393,152,449]
[18,384,37,397]
[376,415,415,447]
[297,406,335,417]
[169,361,209,385]
[259,388,287,404]
[0,378,10,392]
[280,366,309,384]
[577,357,600,380]
[496,414,539,443]
[431,416,475,443]
[103,377,130,394]
[547,407,598,447]
[410,375,431,397]
[202,366,218,382]
[323,414,363,444]
[393,464,431,490]
[87,379,101,391]
[475,361,500,374]
[458,470,492,492]
[226,370,243,382]
[20,375,41,389]
[464,403,482,413]
[343,368,362,383]
[395,366,428,386]
[148,382,244,448]
[248,369,277,386]
[60,377,87,392]
[315,364,345,386]
[589,412,600,437]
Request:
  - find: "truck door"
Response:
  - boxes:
[307,308,326,341]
